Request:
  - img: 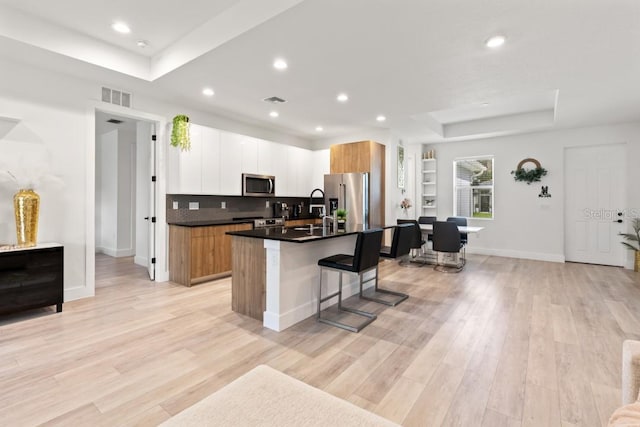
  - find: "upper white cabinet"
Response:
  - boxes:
[310,149,330,191]
[218,131,243,195]
[167,124,222,194]
[286,146,311,197]
[201,127,221,194]
[241,136,258,174]
[168,123,323,197]
[167,123,203,194]
[256,139,275,175]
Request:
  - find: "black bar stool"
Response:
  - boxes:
[317,228,383,332]
[359,224,412,306]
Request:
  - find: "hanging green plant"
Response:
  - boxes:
[171,115,191,151]
[511,158,547,184]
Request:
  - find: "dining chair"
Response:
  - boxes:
[418,216,437,246]
[396,219,426,265]
[446,216,468,245]
[432,221,465,273]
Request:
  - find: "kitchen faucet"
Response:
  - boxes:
[309,188,325,216]
[322,215,335,230]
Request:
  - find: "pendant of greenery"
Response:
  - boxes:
[620,218,640,251]
[511,158,547,184]
[171,115,191,151]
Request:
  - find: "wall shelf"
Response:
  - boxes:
[421,154,437,216]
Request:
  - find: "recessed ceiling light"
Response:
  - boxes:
[481,102,490,106]
[376,115,386,122]
[315,126,323,132]
[273,59,288,70]
[337,93,349,102]
[485,35,506,48]
[269,111,279,118]
[112,22,131,34]
[136,40,148,48]
[202,88,215,97]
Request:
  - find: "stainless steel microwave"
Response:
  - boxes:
[242,173,275,197]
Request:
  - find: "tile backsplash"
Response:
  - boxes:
[166,194,325,223]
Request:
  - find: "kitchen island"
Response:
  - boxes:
[227,224,380,332]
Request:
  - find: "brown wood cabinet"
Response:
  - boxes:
[330,140,385,226]
[169,223,252,286]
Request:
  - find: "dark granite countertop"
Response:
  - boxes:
[227,224,387,243]
[167,219,256,227]
[168,216,322,227]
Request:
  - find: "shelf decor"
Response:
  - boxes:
[397,146,405,189]
[171,115,191,151]
[14,188,40,247]
[511,158,547,184]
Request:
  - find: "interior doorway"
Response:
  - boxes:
[94,111,156,280]
[564,143,626,266]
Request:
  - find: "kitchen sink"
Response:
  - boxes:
[293,226,323,231]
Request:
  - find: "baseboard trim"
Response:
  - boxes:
[466,247,565,263]
[96,247,135,258]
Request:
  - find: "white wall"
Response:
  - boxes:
[0,57,309,301]
[420,122,640,266]
[96,129,135,257]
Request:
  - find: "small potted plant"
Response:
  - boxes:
[335,208,347,231]
[620,218,640,272]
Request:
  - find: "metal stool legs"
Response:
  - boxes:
[359,266,408,307]
[317,266,377,333]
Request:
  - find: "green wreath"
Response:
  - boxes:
[511,158,547,184]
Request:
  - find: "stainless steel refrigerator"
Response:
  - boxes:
[324,173,369,227]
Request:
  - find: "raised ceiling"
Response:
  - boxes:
[0,0,638,144]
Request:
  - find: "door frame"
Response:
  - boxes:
[82,101,168,299]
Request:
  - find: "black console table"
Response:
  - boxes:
[0,244,64,315]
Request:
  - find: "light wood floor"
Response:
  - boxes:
[1,254,639,426]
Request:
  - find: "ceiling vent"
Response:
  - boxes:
[263,96,287,104]
[106,118,124,124]
[101,87,132,108]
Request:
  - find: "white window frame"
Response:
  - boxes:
[453,155,494,220]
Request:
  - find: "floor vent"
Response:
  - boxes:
[101,87,132,108]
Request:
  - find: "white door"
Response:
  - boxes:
[564,144,626,266]
[147,125,156,280]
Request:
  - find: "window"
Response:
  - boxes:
[453,156,494,219]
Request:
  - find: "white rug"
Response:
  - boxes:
[160,365,399,426]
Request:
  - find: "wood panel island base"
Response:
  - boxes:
[229,226,378,332]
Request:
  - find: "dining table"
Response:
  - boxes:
[418,224,484,234]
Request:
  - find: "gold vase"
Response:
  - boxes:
[14,188,40,247]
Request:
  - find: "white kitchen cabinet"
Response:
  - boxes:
[310,149,330,191]
[270,143,289,196]
[286,146,312,197]
[167,123,203,194]
[218,131,243,195]
[168,124,320,197]
[256,139,275,175]
[241,137,258,173]
[201,127,221,194]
